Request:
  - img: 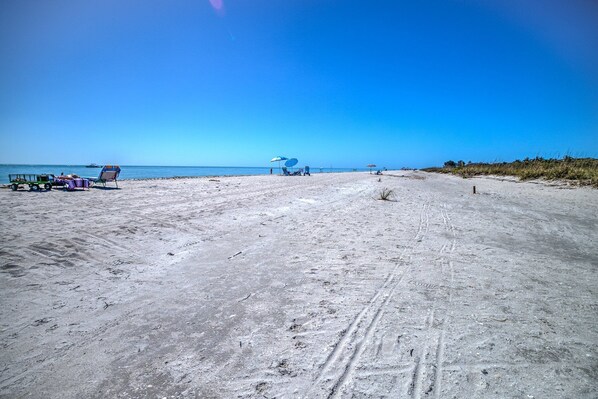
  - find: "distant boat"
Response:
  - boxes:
[85,163,102,168]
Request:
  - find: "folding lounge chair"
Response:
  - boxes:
[282,167,292,176]
[90,165,121,187]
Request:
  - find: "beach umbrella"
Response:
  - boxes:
[285,158,298,173]
[285,158,298,167]
[270,156,288,174]
[367,164,376,173]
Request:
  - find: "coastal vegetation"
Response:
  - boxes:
[422,156,598,187]
[378,188,396,201]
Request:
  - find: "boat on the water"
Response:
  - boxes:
[85,163,102,168]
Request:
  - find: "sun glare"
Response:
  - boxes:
[209,0,225,15]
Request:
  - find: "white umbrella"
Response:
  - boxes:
[270,156,288,174]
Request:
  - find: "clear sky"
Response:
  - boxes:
[1,0,597,168]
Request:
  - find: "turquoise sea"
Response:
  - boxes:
[0,165,365,184]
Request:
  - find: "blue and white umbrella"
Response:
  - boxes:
[270,156,288,174]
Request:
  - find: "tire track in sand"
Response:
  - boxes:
[428,203,456,399]
[403,201,457,398]
[305,199,431,398]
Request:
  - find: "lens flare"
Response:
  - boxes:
[209,0,225,15]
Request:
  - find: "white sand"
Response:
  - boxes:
[0,171,596,398]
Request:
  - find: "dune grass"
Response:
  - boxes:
[422,157,598,187]
[378,188,396,201]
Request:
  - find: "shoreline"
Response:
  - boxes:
[0,169,367,187]
[2,169,595,190]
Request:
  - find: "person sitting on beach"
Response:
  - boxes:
[56,174,80,180]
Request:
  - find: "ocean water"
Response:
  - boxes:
[0,165,364,184]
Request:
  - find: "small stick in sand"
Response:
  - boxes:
[238,293,252,302]
[473,185,477,194]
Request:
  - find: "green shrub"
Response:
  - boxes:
[422,157,598,187]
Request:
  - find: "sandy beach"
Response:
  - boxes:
[0,171,596,398]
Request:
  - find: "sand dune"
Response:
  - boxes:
[0,171,596,398]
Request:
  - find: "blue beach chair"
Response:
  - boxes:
[282,167,302,176]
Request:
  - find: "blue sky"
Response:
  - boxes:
[1,0,597,168]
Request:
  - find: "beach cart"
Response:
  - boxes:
[8,174,55,191]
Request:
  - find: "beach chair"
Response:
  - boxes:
[304,166,310,176]
[282,167,302,176]
[90,165,121,187]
